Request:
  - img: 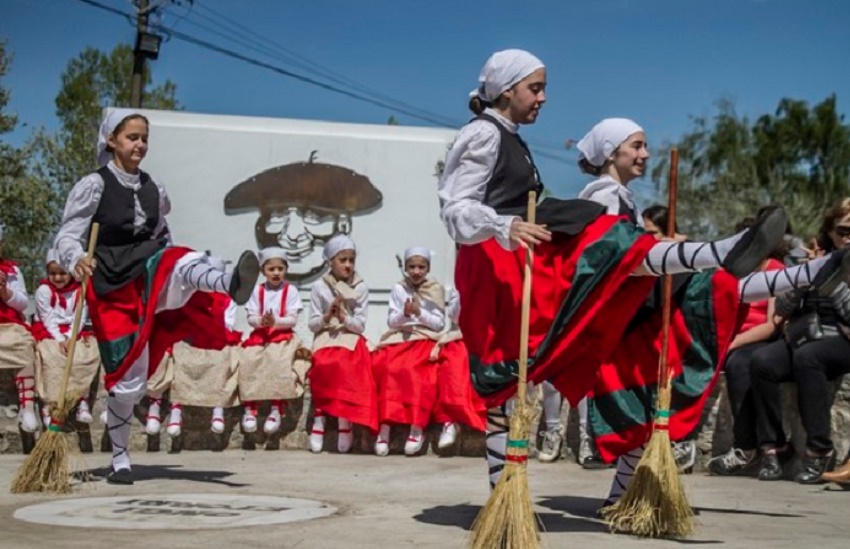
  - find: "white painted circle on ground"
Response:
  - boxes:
[14,494,337,530]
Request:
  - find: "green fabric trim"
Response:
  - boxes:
[507,439,528,448]
[98,332,137,375]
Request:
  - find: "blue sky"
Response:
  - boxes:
[2,0,849,199]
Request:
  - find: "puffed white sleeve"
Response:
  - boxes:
[308,283,328,334]
[415,301,446,332]
[224,300,237,331]
[54,173,104,276]
[387,284,409,330]
[2,266,29,313]
[34,286,64,341]
[342,282,369,335]
[438,122,519,251]
[245,285,263,328]
[446,286,461,325]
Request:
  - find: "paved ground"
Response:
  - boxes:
[0,450,848,548]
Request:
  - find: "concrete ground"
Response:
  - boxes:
[0,450,847,549]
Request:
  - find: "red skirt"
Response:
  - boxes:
[372,339,439,428]
[309,338,378,431]
[432,339,487,431]
[456,215,657,408]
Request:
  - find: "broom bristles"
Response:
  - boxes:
[10,395,82,494]
[469,398,541,549]
[602,428,695,538]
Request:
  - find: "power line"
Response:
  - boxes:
[69,0,576,165]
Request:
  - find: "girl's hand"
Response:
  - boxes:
[510,219,551,248]
[261,310,275,327]
[58,340,69,356]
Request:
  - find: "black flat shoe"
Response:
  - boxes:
[229,251,260,305]
[106,468,134,485]
[722,206,789,278]
[758,446,793,481]
[796,450,837,485]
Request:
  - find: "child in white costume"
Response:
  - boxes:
[32,249,100,428]
[239,247,309,435]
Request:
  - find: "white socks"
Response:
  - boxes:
[108,396,134,472]
[181,257,231,294]
[375,424,391,456]
[166,405,182,437]
[264,402,283,434]
[145,398,162,435]
[737,255,831,303]
[242,403,258,433]
[76,398,93,424]
[15,375,39,433]
[211,407,225,433]
[338,417,353,453]
[311,415,325,453]
[642,235,740,276]
[542,381,563,431]
[485,406,509,489]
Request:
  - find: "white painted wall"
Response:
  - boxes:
[135,108,458,345]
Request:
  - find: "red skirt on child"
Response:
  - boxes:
[432,339,487,431]
[309,337,378,431]
[372,339,439,428]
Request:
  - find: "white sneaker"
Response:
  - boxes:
[438,422,458,449]
[145,400,162,435]
[20,409,39,433]
[538,425,565,463]
[578,433,594,464]
[76,401,93,424]
[374,424,391,457]
[337,422,353,454]
[211,416,226,434]
[673,440,697,473]
[404,426,425,456]
[263,414,282,434]
[242,413,258,433]
[166,408,183,437]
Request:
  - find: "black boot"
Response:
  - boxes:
[796,450,837,485]
[722,207,788,278]
[106,468,134,485]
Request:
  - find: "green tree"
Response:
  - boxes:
[0,41,62,288]
[652,96,850,239]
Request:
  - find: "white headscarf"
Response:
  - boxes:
[576,118,644,168]
[404,246,432,263]
[323,234,356,261]
[258,247,288,267]
[45,248,59,265]
[97,108,145,167]
[473,49,545,103]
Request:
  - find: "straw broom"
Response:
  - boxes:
[602,149,695,538]
[469,191,541,549]
[11,223,99,494]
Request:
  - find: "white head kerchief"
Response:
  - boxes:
[472,49,545,103]
[97,108,144,167]
[323,234,356,261]
[45,248,60,265]
[404,246,432,263]
[259,247,288,267]
[576,118,644,168]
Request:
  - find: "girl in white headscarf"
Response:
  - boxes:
[371,247,447,456]
[53,108,260,485]
[307,234,377,454]
[0,223,37,435]
[32,249,99,431]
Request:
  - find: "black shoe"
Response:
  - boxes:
[722,207,789,278]
[106,468,134,485]
[758,446,793,481]
[813,249,850,297]
[581,455,613,470]
[229,251,260,305]
[796,450,837,485]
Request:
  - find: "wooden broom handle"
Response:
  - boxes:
[658,149,679,391]
[56,223,100,415]
[517,191,537,403]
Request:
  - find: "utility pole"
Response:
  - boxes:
[130,0,149,108]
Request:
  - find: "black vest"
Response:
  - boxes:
[477,114,543,212]
[91,166,168,295]
[618,196,638,225]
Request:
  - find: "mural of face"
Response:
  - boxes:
[226,151,382,282]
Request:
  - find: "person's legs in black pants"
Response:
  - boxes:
[791,336,850,483]
[750,339,795,480]
[708,341,774,476]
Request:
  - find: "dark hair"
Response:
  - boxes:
[817,197,850,253]
[468,95,491,116]
[106,114,149,153]
[641,204,677,233]
[578,158,603,177]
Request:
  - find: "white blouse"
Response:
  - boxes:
[54,161,172,275]
[578,175,641,225]
[34,284,89,341]
[1,265,29,315]
[308,279,369,335]
[387,282,445,332]
[438,108,520,251]
[246,282,303,330]
[445,286,461,327]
